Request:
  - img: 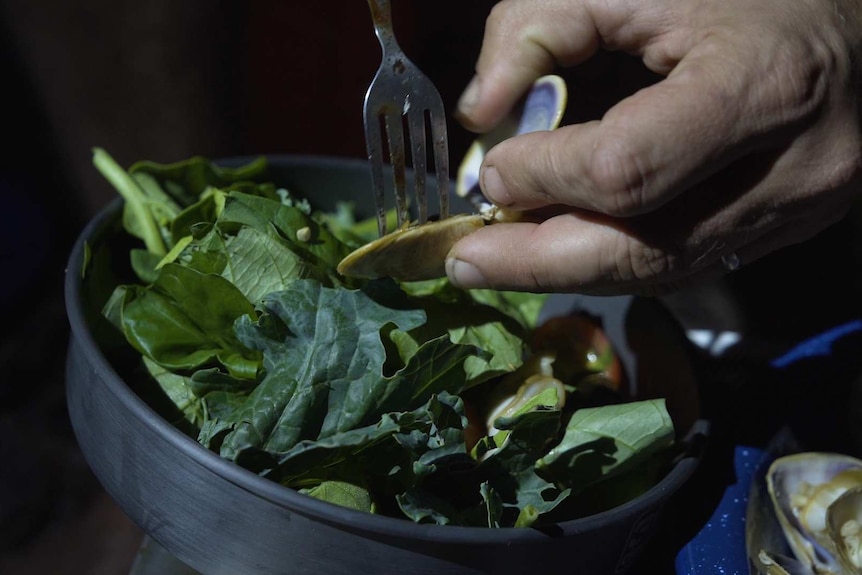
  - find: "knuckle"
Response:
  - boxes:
[767,37,835,121]
[526,235,558,292]
[486,1,518,35]
[586,138,653,217]
[606,234,679,284]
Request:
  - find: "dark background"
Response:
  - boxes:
[1,1,861,574]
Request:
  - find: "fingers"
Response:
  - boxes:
[456,0,684,133]
[443,215,752,296]
[443,214,705,295]
[444,170,852,295]
[478,49,757,216]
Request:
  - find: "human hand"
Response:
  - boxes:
[445,0,862,295]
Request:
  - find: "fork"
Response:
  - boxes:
[364,0,450,237]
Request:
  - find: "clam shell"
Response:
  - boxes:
[827,487,862,574]
[758,549,818,575]
[767,453,862,574]
[336,214,485,281]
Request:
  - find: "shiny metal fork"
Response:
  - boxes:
[364,0,450,237]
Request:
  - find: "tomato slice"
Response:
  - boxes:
[531,313,625,393]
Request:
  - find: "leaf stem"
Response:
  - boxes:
[92,147,167,255]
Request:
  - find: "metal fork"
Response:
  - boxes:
[364,0,450,237]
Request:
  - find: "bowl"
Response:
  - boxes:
[65,155,707,575]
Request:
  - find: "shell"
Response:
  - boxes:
[767,452,862,574]
[758,549,817,575]
[456,74,568,211]
[828,487,862,574]
[479,353,563,433]
[336,214,485,280]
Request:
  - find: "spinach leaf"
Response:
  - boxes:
[219,193,352,281]
[142,356,205,427]
[301,482,376,513]
[129,154,268,206]
[220,226,316,304]
[213,280,446,460]
[117,263,260,378]
[536,399,674,494]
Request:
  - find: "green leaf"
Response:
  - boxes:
[119,263,260,378]
[216,364,303,463]
[129,155,268,206]
[395,392,469,476]
[480,408,563,474]
[142,356,204,427]
[92,148,166,255]
[224,281,431,457]
[398,292,529,388]
[397,481,506,527]
[468,290,548,330]
[507,468,571,519]
[155,236,193,271]
[396,490,459,525]
[171,193,220,242]
[178,227,229,275]
[301,481,376,513]
[514,505,539,528]
[129,171,183,250]
[130,249,164,284]
[266,410,427,488]
[220,226,315,304]
[536,399,674,494]
[219,193,352,278]
[189,368,258,397]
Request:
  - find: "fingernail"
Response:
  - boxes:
[481,166,513,206]
[446,258,488,289]
[457,76,481,116]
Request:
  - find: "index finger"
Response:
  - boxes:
[456,0,682,133]
[455,0,598,133]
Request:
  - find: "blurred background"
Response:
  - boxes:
[0,1,860,574]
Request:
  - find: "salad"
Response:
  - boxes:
[86,148,676,529]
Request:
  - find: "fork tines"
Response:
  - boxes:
[364,96,450,237]
[364,0,449,238]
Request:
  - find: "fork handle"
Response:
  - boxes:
[366,0,398,53]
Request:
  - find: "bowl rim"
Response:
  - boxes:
[65,153,707,545]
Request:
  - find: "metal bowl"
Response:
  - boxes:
[65,155,707,575]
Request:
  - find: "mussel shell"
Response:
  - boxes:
[336,214,485,281]
[767,453,862,575]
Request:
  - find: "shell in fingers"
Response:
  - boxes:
[336,214,485,281]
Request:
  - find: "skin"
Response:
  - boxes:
[444,0,862,295]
